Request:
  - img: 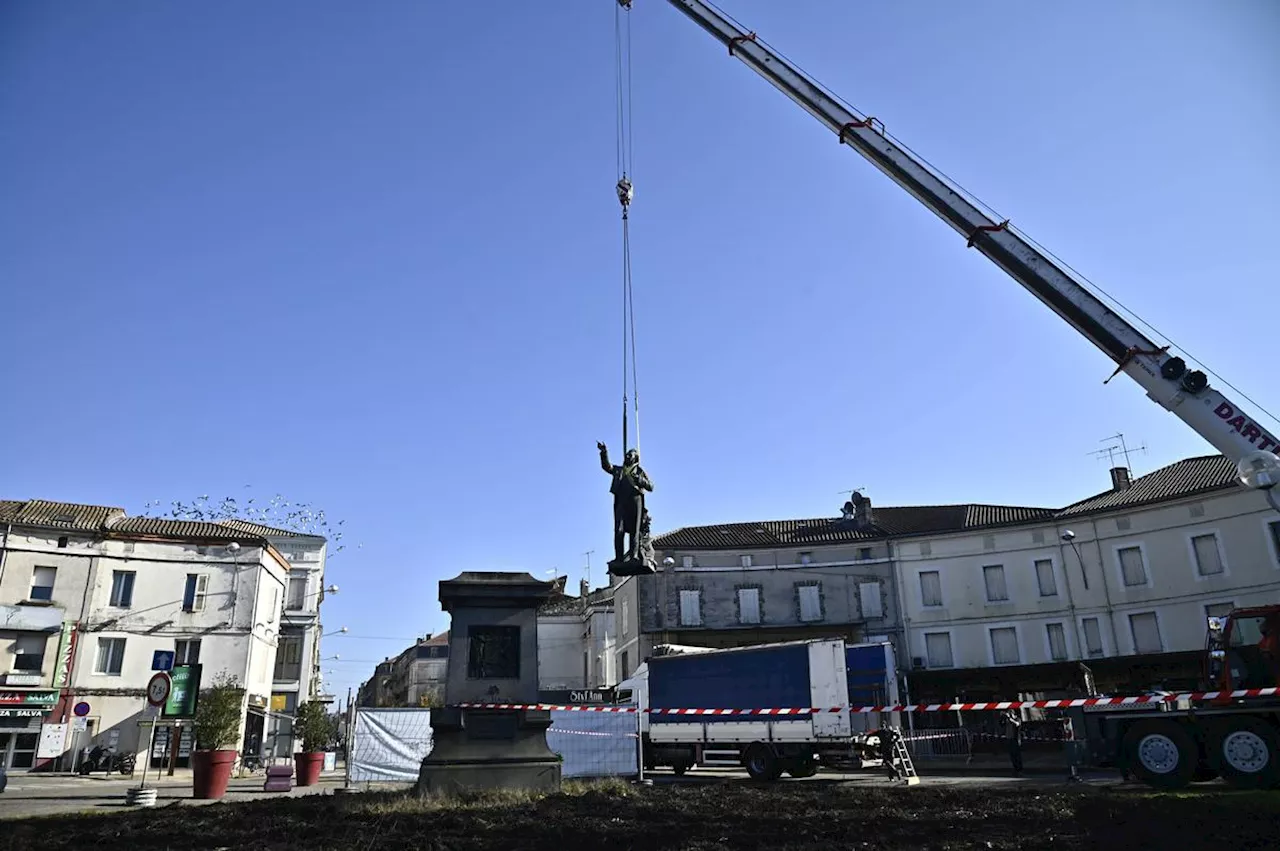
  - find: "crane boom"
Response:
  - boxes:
[661,0,1279,475]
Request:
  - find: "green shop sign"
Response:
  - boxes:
[163,664,202,717]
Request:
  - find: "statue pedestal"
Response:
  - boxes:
[607,556,657,577]
[416,572,562,797]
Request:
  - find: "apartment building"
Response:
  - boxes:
[537,579,618,691]
[615,455,1280,701]
[222,520,331,758]
[0,499,301,773]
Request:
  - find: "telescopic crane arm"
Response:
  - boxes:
[658,0,1280,502]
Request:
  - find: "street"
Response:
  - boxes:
[0,771,346,820]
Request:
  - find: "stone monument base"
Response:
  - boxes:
[607,556,657,576]
[416,708,562,797]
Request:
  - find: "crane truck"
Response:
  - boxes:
[640,0,1280,789]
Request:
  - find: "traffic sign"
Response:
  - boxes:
[146,672,172,707]
[73,701,91,717]
[151,650,175,672]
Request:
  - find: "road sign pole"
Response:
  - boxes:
[139,714,157,791]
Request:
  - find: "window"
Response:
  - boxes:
[1268,521,1280,564]
[679,589,702,626]
[57,536,69,548]
[286,576,308,610]
[859,582,882,619]
[274,636,303,681]
[858,547,872,561]
[983,535,996,551]
[1046,623,1068,661]
[737,587,761,625]
[919,571,943,607]
[990,627,1020,665]
[924,632,953,668]
[1118,546,1148,587]
[95,637,126,675]
[1191,534,1225,577]
[109,571,136,607]
[14,634,47,672]
[797,583,823,622]
[175,639,201,666]
[29,566,56,601]
[798,552,813,565]
[1116,517,1131,531]
[681,555,694,569]
[983,565,1009,602]
[1189,503,1205,518]
[621,651,631,681]
[1130,612,1163,654]
[182,574,209,612]
[1035,560,1057,597]
[739,554,753,568]
[1032,530,1045,544]
[620,600,629,636]
[1082,618,1104,657]
[919,542,932,557]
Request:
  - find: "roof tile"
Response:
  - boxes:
[1058,455,1237,516]
[653,455,1245,550]
[0,499,126,531]
[107,516,262,541]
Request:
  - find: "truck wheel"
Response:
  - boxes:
[742,743,781,782]
[787,761,818,779]
[1121,721,1197,789]
[1211,717,1280,790]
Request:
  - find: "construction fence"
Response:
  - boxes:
[348,708,638,784]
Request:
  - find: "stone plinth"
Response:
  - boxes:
[416,572,562,796]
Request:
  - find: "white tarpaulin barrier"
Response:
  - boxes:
[349,708,637,783]
[350,709,434,783]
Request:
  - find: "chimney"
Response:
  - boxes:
[1109,466,1132,492]
[580,578,590,599]
[852,491,874,530]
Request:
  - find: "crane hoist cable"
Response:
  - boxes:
[616,0,640,455]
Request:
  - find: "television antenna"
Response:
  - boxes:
[1090,432,1147,471]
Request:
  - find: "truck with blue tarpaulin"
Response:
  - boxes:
[617,638,899,780]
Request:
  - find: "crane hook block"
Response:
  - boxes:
[616,177,634,209]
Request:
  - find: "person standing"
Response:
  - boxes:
[1003,708,1024,776]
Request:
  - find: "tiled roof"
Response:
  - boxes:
[654,504,1056,550]
[653,455,1248,550]
[106,516,263,541]
[219,519,314,539]
[0,499,126,531]
[1058,455,1237,517]
[538,585,616,617]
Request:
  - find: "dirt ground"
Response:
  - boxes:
[2,780,1276,851]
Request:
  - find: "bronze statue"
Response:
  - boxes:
[598,441,656,574]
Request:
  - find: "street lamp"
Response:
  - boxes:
[1238,450,1280,514]
[1061,530,1089,589]
[323,626,349,637]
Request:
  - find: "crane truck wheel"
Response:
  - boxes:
[1210,717,1280,790]
[742,743,781,782]
[1121,721,1197,789]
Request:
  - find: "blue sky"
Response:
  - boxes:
[3,0,1277,699]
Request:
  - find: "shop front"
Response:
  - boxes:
[0,690,57,772]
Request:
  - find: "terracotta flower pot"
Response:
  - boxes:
[191,749,237,800]
[294,751,325,786]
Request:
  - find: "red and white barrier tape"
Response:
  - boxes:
[454,687,1280,715]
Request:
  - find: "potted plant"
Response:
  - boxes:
[191,673,245,800]
[292,700,331,786]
